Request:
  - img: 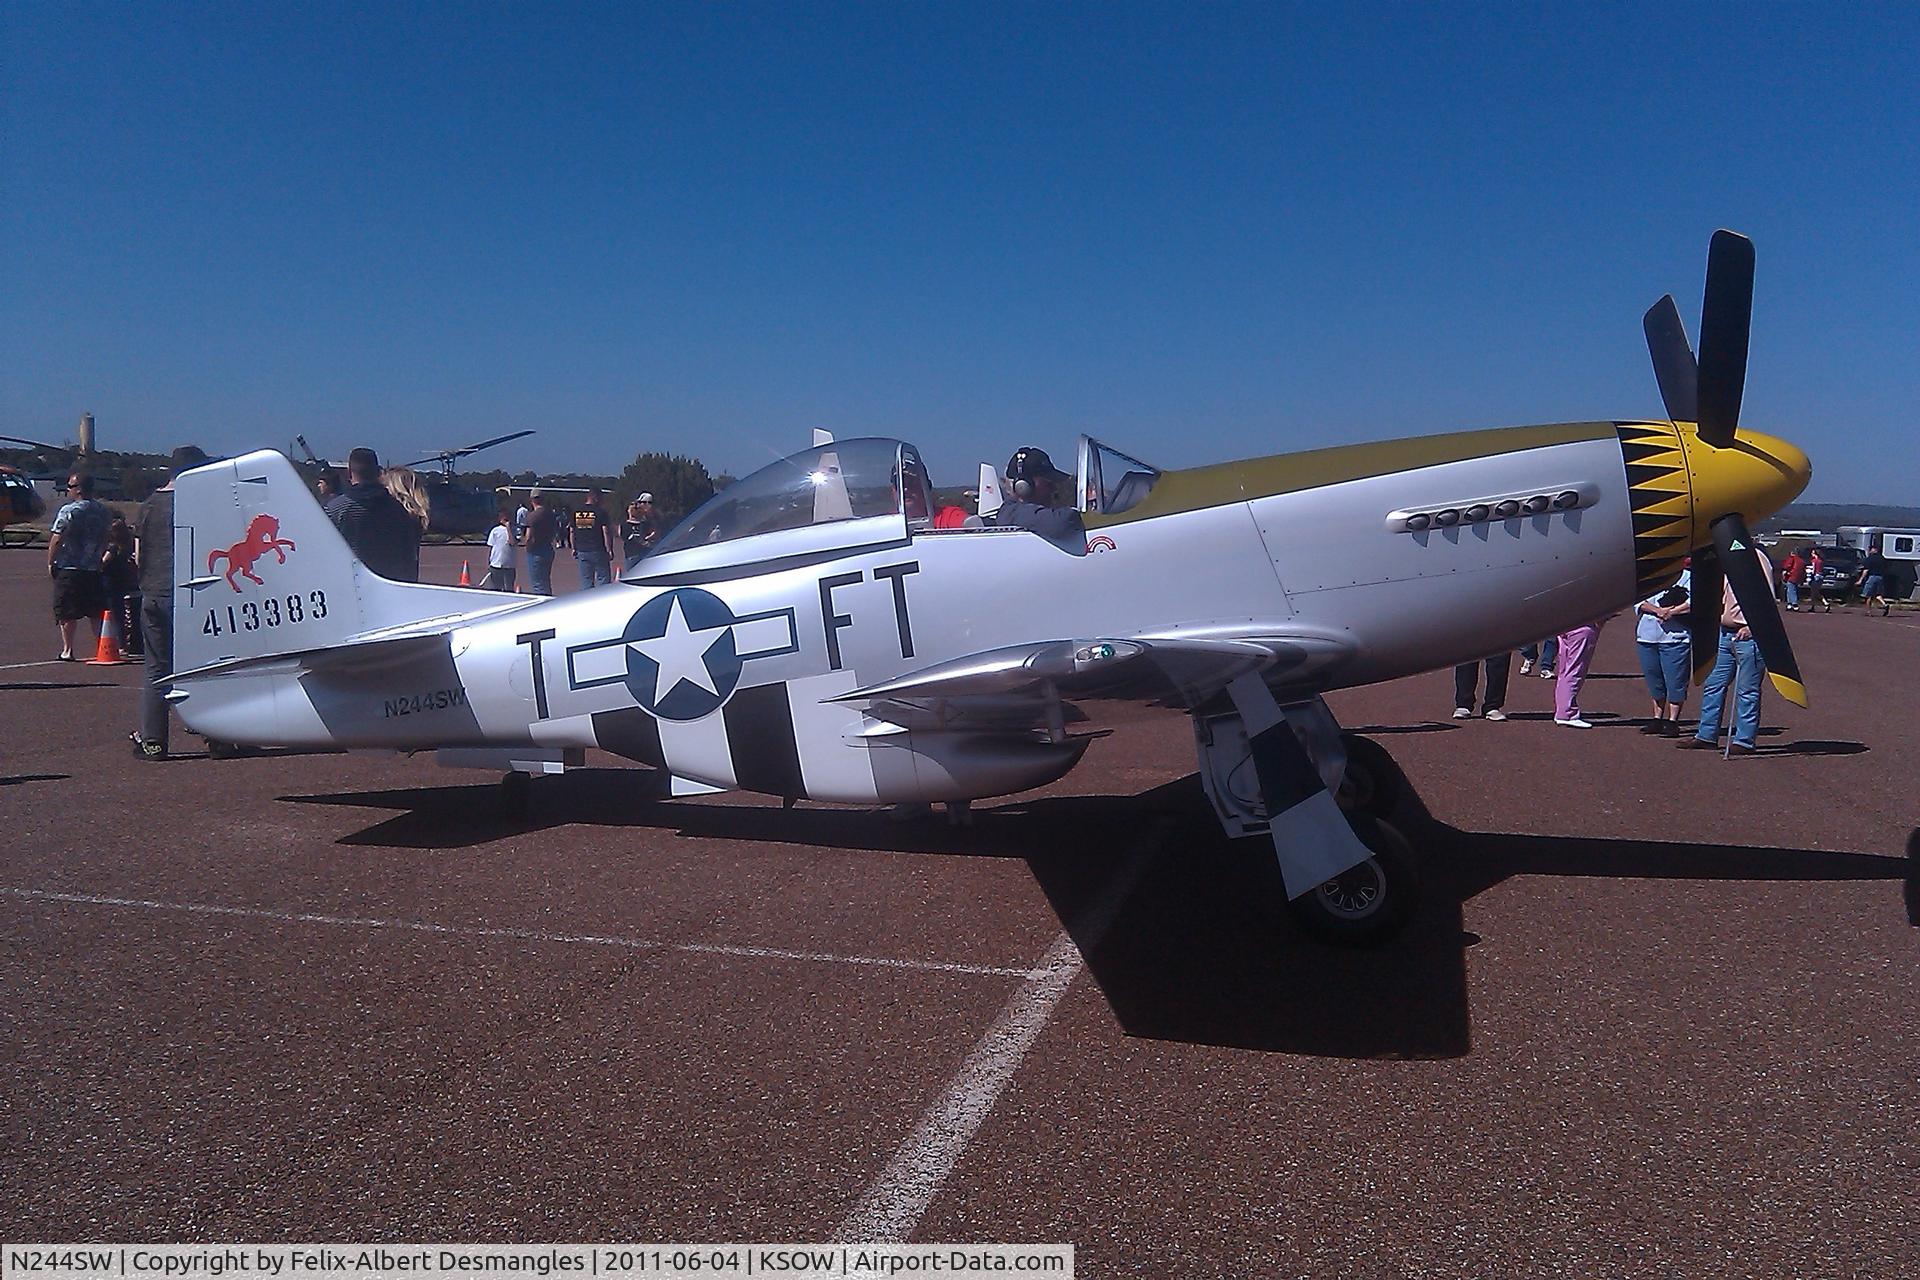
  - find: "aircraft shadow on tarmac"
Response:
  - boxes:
[280,759,1907,1061]
[0,680,118,691]
[1344,722,1461,735]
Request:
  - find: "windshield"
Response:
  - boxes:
[1083,438,1160,515]
[651,438,915,556]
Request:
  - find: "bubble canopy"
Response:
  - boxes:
[648,438,930,560]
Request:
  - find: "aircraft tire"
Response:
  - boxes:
[1287,813,1419,947]
[1334,732,1401,817]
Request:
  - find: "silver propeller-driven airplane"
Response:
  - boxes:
[165,232,1810,943]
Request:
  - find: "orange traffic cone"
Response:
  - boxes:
[458,560,471,586]
[87,609,129,665]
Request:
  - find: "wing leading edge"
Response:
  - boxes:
[826,631,1353,711]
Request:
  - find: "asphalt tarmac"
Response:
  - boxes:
[4,544,1915,1276]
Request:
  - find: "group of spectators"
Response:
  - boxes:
[46,470,150,668]
[1453,542,1777,754]
[41,465,186,761]
[312,447,665,596]
[315,447,426,581]
[1779,544,1898,616]
[477,487,660,595]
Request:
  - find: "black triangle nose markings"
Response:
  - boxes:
[1616,422,1693,598]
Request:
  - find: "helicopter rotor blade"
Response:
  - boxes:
[0,434,69,452]
[402,429,535,472]
[450,430,536,459]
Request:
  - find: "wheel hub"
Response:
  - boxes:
[1316,858,1385,919]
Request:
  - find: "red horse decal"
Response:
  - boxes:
[208,514,297,591]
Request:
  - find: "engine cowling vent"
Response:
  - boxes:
[1386,482,1600,534]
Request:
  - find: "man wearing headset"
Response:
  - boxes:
[992,447,1086,546]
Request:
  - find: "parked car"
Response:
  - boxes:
[1809,545,1865,604]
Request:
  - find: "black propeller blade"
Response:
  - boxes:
[1642,294,1699,424]
[1710,513,1808,708]
[1694,230,1754,447]
[1688,545,1722,682]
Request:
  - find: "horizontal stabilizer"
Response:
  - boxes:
[169,630,449,683]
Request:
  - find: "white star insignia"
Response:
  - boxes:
[628,594,730,706]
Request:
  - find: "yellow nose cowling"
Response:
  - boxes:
[1677,424,1812,545]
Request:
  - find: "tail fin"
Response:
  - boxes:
[977,463,1004,517]
[173,450,516,674]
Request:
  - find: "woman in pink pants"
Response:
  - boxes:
[1554,616,1608,727]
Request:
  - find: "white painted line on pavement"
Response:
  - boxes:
[0,887,1047,980]
[833,822,1166,1245]
[0,659,67,671]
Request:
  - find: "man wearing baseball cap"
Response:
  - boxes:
[522,489,558,595]
[992,446,1085,546]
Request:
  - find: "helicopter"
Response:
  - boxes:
[0,435,57,545]
[403,430,539,539]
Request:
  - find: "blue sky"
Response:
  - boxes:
[4,2,1915,501]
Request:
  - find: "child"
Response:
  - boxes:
[101,516,142,656]
[481,509,517,591]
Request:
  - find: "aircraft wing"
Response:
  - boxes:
[826,630,1352,713]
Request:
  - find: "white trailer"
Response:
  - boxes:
[1837,525,1920,557]
[1838,526,1920,601]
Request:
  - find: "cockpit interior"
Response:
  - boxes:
[631,434,1160,576]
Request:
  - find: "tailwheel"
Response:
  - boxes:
[1287,813,1420,947]
[1333,732,1401,817]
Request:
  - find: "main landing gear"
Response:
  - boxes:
[1287,808,1419,946]
[1193,692,1421,947]
[433,746,585,818]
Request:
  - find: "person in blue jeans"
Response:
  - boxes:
[523,491,558,596]
[1520,635,1558,677]
[1634,568,1692,736]
[1691,629,1764,752]
[1685,543,1771,753]
[572,488,616,590]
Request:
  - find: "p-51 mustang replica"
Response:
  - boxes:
[166,232,1809,943]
